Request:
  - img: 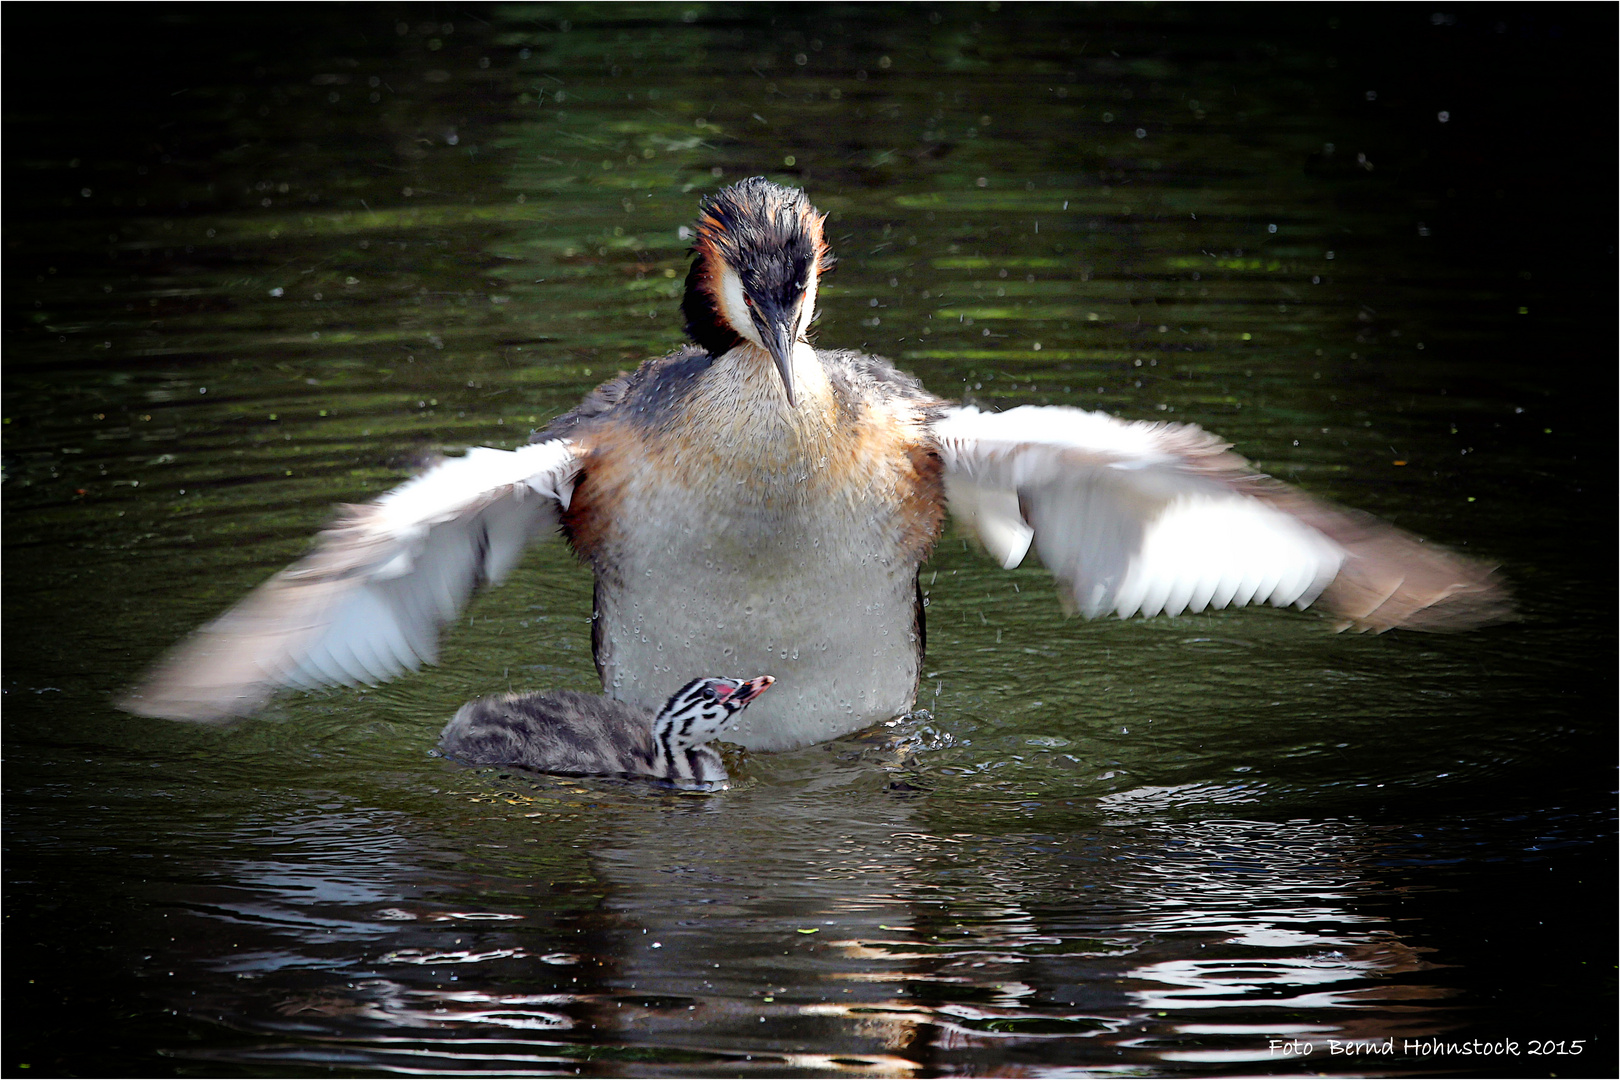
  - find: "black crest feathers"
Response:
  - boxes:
[681,177,834,357]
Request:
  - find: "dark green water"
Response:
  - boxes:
[5,5,1614,1076]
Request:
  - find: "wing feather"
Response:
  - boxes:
[933,405,1510,631]
[121,439,581,721]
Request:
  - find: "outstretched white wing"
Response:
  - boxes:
[122,440,582,722]
[932,405,1509,630]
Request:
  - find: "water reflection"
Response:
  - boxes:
[135,778,1480,1074]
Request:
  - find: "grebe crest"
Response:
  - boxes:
[682,177,835,407]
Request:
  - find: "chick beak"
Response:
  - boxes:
[731,675,775,706]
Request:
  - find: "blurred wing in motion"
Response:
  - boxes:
[121,439,583,722]
[933,405,1511,631]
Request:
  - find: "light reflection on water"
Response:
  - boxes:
[4,4,1612,1076]
[145,798,1474,1074]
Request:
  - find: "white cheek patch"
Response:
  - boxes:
[797,269,819,338]
[717,264,764,348]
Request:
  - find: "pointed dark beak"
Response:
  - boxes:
[730,675,774,707]
[753,305,799,408]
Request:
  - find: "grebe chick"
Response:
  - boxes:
[438,675,772,789]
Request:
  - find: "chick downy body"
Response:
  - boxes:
[437,675,773,789]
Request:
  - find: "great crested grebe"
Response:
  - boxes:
[438,675,772,790]
[122,178,1509,750]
